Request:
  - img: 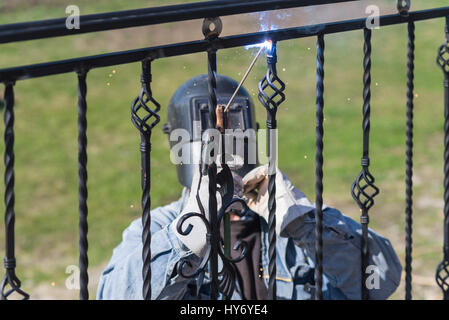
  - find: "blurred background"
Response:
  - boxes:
[0,0,448,299]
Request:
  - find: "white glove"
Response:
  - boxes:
[172,166,221,257]
[243,165,320,237]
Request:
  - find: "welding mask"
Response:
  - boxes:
[163,74,258,188]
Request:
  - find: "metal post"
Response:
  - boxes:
[258,40,285,300]
[0,82,29,300]
[404,19,415,301]
[77,70,89,300]
[436,15,449,301]
[351,28,379,300]
[315,33,325,300]
[131,58,161,300]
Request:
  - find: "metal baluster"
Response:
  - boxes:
[203,17,222,300]
[131,58,161,300]
[77,70,89,300]
[207,47,219,301]
[351,28,379,300]
[436,15,449,301]
[0,82,29,300]
[258,40,285,300]
[315,33,325,300]
[405,19,415,301]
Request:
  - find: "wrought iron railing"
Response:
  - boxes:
[0,0,449,300]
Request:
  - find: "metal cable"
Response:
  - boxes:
[77,70,89,300]
[405,20,415,301]
[315,33,325,300]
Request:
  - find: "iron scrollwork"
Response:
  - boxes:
[174,165,251,298]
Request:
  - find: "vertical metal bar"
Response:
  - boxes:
[267,118,277,301]
[207,48,219,300]
[405,20,415,301]
[436,16,449,301]
[131,59,161,300]
[315,33,325,300]
[258,41,285,300]
[351,28,379,300]
[222,210,230,300]
[360,27,372,301]
[77,70,89,300]
[0,82,29,300]
[140,62,153,301]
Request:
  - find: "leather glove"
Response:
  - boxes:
[243,165,321,237]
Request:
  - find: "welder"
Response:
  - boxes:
[97,74,402,300]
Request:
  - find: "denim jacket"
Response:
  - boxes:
[97,189,402,300]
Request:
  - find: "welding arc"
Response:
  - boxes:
[224,45,264,112]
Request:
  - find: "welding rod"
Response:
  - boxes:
[224,44,264,112]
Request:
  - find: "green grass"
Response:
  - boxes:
[0,0,449,299]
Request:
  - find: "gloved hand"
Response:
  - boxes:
[243,165,320,237]
[172,166,222,257]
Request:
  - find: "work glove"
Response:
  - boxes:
[172,166,221,257]
[173,164,244,257]
[243,165,322,237]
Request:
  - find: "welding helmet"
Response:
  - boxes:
[163,74,258,188]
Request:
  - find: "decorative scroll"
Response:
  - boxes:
[77,70,89,300]
[258,40,285,300]
[351,28,379,300]
[315,33,325,300]
[0,82,29,300]
[131,58,161,300]
[404,20,415,301]
[436,16,449,301]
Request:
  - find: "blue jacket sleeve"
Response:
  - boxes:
[282,207,402,300]
[96,194,203,300]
